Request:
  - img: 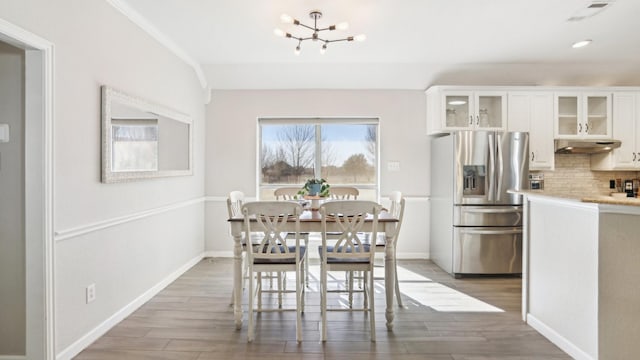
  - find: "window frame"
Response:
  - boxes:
[257,117,380,200]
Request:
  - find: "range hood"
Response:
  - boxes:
[554,139,621,154]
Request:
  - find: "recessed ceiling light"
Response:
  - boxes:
[448,100,467,105]
[572,39,592,48]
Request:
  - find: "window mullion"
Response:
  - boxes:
[315,124,322,179]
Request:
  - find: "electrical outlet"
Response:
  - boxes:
[86,284,96,304]
[387,161,400,172]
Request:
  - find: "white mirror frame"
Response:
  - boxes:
[101,86,193,183]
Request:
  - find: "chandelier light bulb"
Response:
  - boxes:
[320,44,327,54]
[353,34,367,42]
[280,13,294,24]
[295,45,301,55]
[273,28,285,37]
[335,21,349,31]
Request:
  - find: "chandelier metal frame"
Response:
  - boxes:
[274,10,365,55]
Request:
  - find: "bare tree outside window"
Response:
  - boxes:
[365,125,376,165]
[259,120,378,200]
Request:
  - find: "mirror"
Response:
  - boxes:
[101,86,192,183]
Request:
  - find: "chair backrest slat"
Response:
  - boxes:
[274,187,301,200]
[319,200,380,261]
[242,201,303,262]
[329,186,359,200]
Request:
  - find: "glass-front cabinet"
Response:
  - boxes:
[427,87,506,134]
[554,92,611,138]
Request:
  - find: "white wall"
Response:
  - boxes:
[0,0,206,356]
[205,90,430,258]
[0,40,26,356]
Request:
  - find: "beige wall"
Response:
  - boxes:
[0,40,25,356]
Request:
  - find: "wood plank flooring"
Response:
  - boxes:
[75,258,571,360]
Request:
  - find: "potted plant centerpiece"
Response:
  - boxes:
[299,178,330,197]
[298,178,330,209]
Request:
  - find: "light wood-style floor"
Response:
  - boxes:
[76,258,571,360]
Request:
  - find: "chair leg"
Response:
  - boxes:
[304,235,309,287]
[300,261,305,313]
[296,264,303,343]
[368,269,376,342]
[248,268,255,342]
[363,271,369,310]
[257,272,262,311]
[277,272,283,309]
[394,260,403,307]
[348,271,354,308]
[320,263,327,342]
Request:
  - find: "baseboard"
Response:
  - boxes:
[203,250,232,258]
[0,355,27,360]
[526,314,595,360]
[55,253,205,360]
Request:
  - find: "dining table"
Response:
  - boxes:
[228,206,400,330]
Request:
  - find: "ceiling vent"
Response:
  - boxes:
[567,1,613,21]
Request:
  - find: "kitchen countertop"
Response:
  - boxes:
[509,189,640,207]
[581,195,640,206]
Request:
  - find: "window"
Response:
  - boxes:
[259,118,379,200]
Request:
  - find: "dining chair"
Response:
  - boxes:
[274,186,302,200]
[318,200,381,342]
[227,191,282,306]
[274,186,310,286]
[372,191,406,307]
[329,186,359,200]
[242,201,305,342]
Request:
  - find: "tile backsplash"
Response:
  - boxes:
[532,154,640,196]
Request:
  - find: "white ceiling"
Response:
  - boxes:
[121,0,640,90]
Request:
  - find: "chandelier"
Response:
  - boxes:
[273,10,366,55]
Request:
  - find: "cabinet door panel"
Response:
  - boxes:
[556,95,579,136]
[530,94,554,170]
[445,94,472,128]
[584,94,611,137]
[611,93,636,168]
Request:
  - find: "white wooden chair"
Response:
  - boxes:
[242,201,305,342]
[227,191,283,306]
[274,186,310,286]
[274,186,302,200]
[318,200,381,342]
[372,191,406,307]
[329,186,359,200]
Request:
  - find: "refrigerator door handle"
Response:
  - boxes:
[459,228,522,235]
[488,133,495,202]
[462,207,522,214]
[496,134,504,201]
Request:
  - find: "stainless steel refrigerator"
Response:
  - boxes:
[430,131,529,277]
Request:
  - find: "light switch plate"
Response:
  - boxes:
[0,124,9,143]
[387,161,400,172]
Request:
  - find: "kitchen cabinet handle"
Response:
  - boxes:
[579,123,583,133]
[634,152,637,161]
[531,151,535,162]
[469,115,473,126]
[476,115,479,126]
[585,123,589,133]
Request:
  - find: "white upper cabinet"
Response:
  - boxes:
[508,92,555,170]
[427,87,506,134]
[592,92,640,170]
[554,92,612,138]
